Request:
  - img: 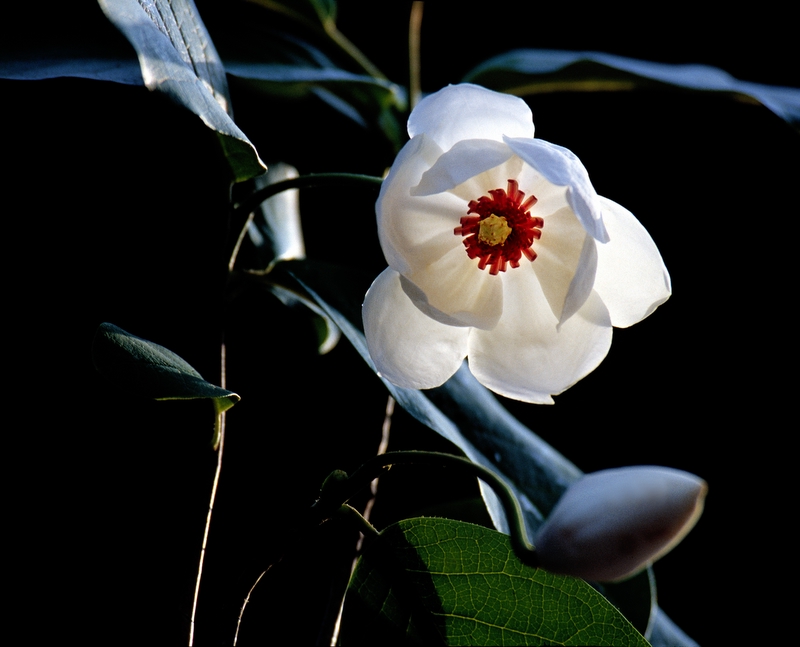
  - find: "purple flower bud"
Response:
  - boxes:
[534,466,707,582]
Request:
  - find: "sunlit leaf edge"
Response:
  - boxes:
[463,48,800,129]
[92,322,240,403]
[97,0,266,182]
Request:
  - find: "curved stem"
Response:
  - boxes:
[337,504,380,538]
[235,173,382,220]
[228,172,383,270]
[314,451,539,569]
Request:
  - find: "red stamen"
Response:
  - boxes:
[455,179,543,274]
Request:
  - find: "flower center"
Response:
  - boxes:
[478,214,512,246]
[454,179,543,275]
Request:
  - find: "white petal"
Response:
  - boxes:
[412,139,515,197]
[517,165,595,325]
[409,84,534,151]
[468,272,612,404]
[363,268,469,389]
[594,197,672,327]
[534,466,707,582]
[398,275,473,327]
[377,134,455,275]
[404,245,504,330]
[447,154,525,204]
[558,233,598,327]
[505,136,609,242]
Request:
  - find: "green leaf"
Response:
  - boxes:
[309,0,337,23]
[0,5,142,84]
[221,26,406,149]
[97,0,266,182]
[232,162,341,354]
[218,1,404,147]
[246,0,336,27]
[92,322,239,447]
[265,283,342,355]
[339,517,650,646]
[274,258,689,646]
[0,55,143,85]
[225,59,406,127]
[463,49,800,130]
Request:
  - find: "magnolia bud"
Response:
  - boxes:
[534,466,707,582]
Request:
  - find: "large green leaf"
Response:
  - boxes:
[273,258,697,646]
[339,517,650,646]
[97,0,266,182]
[463,49,800,130]
[92,322,239,447]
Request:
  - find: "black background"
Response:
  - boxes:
[5,2,797,645]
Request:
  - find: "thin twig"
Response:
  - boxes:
[329,395,395,645]
[233,567,270,646]
[228,211,256,272]
[188,343,229,646]
[409,2,424,110]
[356,395,393,553]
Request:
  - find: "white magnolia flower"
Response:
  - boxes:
[363,84,671,403]
[534,466,707,582]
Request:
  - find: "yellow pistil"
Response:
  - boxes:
[477,214,512,246]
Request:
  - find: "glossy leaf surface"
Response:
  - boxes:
[340,517,650,646]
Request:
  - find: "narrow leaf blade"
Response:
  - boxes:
[464,49,800,129]
[92,322,239,405]
[92,323,238,448]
